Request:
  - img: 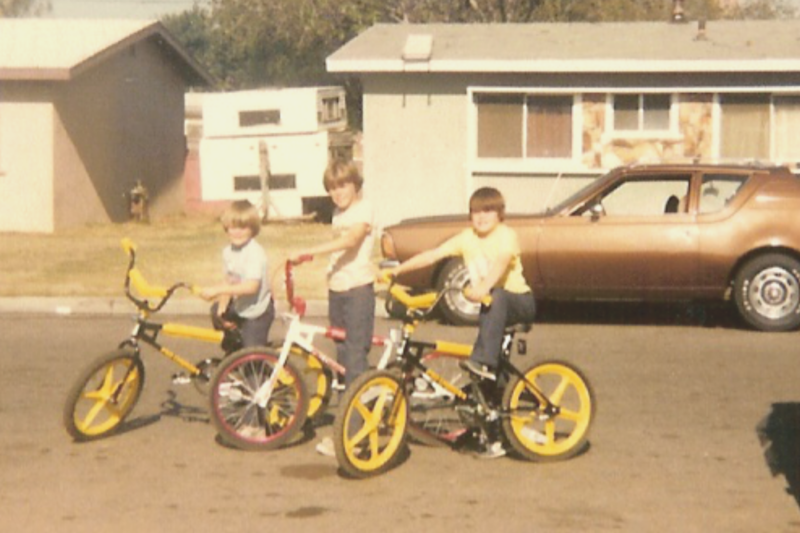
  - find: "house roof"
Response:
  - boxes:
[0,19,213,85]
[327,20,800,74]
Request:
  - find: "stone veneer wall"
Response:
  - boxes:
[580,93,714,169]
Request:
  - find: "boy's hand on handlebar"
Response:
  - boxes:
[197,287,217,301]
[378,268,399,284]
[464,286,492,306]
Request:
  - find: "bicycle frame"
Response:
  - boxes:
[333,278,594,476]
[63,239,238,442]
[120,238,226,377]
[384,281,555,421]
[253,258,395,408]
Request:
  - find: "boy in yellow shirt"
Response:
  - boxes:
[385,187,536,456]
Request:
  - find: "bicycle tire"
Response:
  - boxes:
[209,347,308,451]
[502,359,594,462]
[289,346,334,422]
[404,352,471,447]
[333,370,409,478]
[63,348,145,441]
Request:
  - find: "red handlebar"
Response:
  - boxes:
[284,257,311,316]
[291,254,313,266]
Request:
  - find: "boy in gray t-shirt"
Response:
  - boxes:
[199,200,274,349]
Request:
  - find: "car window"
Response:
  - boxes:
[590,175,692,217]
[698,173,748,214]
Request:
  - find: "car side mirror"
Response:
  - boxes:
[590,202,605,220]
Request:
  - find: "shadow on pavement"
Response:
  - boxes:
[757,402,800,510]
[536,301,740,329]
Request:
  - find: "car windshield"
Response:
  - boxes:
[546,170,618,215]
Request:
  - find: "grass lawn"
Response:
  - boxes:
[0,214,341,300]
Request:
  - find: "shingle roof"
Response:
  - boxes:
[327,21,800,74]
[0,19,212,84]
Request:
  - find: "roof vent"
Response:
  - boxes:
[402,34,433,62]
[671,0,687,23]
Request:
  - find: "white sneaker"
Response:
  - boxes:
[315,436,335,457]
[521,427,548,445]
[171,373,191,385]
[476,441,506,459]
[460,360,496,381]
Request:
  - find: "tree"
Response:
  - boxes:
[0,0,50,17]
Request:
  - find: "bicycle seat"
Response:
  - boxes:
[504,323,532,335]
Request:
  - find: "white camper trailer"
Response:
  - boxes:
[196,87,350,221]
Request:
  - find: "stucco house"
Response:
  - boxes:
[0,19,211,233]
[327,18,800,227]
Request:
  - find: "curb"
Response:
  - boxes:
[0,297,331,318]
[0,297,387,319]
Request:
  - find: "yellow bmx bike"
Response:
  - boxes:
[333,279,595,478]
[62,238,307,444]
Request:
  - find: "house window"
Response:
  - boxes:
[720,94,769,160]
[527,95,572,158]
[234,174,296,191]
[773,96,800,163]
[319,96,344,124]
[613,94,671,131]
[475,92,573,159]
[239,109,281,127]
[476,93,523,158]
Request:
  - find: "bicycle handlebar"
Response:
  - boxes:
[284,257,312,316]
[121,238,196,313]
[379,270,492,319]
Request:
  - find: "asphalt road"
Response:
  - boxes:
[1,311,798,533]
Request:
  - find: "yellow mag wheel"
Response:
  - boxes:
[333,370,409,478]
[502,360,594,462]
[63,349,145,441]
[289,347,333,422]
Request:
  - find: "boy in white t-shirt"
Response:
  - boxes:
[292,160,375,456]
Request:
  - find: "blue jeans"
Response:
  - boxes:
[470,289,536,369]
[329,283,375,387]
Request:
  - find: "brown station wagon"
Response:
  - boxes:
[380,163,800,332]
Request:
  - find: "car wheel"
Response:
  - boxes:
[734,253,800,332]
[436,258,480,326]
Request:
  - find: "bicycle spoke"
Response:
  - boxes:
[557,407,583,423]
[548,375,571,404]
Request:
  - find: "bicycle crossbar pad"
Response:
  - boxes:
[325,327,389,347]
[434,341,472,357]
[162,323,224,343]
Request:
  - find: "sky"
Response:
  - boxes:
[45,0,210,20]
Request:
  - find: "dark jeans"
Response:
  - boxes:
[329,283,375,387]
[211,299,275,349]
[470,289,536,369]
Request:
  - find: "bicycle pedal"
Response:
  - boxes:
[171,373,192,385]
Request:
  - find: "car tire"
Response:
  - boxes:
[436,258,480,326]
[734,253,800,332]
